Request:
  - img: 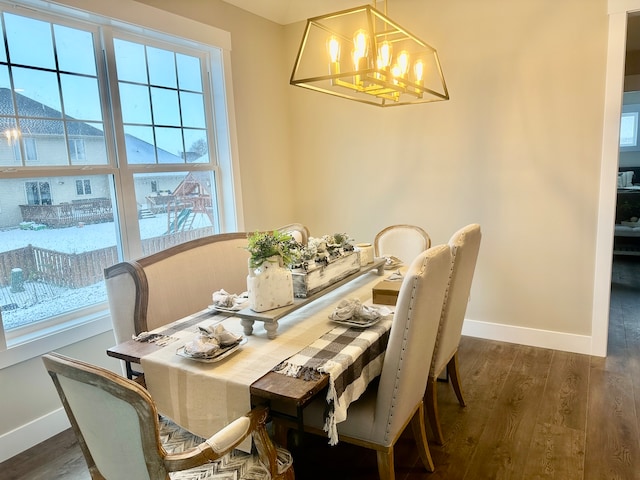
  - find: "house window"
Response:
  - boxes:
[0,1,238,358]
[75,179,92,195]
[620,111,638,147]
[68,138,86,162]
[25,181,51,205]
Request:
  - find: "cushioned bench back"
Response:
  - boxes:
[105,233,250,343]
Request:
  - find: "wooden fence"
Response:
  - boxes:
[0,227,217,288]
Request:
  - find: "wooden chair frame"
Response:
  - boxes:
[42,352,294,479]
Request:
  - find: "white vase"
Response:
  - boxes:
[247,256,294,312]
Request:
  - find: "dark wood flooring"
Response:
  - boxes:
[3,256,640,479]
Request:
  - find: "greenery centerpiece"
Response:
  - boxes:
[246,230,301,269]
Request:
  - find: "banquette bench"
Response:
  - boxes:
[104,225,309,378]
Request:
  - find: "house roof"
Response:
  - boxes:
[0,87,197,163]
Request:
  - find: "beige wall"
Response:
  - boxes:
[285,0,607,339]
[0,0,614,462]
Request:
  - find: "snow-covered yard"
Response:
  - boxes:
[0,214,213,330]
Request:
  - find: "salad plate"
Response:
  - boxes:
[331,317,381,328]
[176,337,246,363]
[207,302,247,313]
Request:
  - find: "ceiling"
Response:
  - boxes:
[221,0,374,25]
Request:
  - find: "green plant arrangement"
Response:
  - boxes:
[246,230,301,269]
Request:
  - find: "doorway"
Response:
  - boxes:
[593,4,640,357]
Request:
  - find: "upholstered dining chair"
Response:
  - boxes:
[42,352,294,480]
[277,244,452,479]
[425,223,481,445]
[277,223,310,245]
[373,224,431,265]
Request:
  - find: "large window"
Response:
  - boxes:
[0,1,237,355]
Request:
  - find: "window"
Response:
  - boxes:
[75,179,91,195]
[0,0,238,358]
[25,181,51,205]
[620,111,638,147]
[68,138,86,162]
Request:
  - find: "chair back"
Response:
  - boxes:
[105,232,250,343]
[430,224,482,377]
[278,223,310,245]
[374,224,431,265]
[42,352,169,479]
[373,244,452,444]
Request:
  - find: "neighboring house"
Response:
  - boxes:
[0,88,205,228]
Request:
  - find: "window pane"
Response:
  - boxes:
[114,38,148,84]
[183,129,208,163]
[147,46,176,88]
[180,92,206,128]
[155,126,183,162]
[4,13,55,70]
[176,53,202,92]
[134,171,217,255]
[0,175,119,331]
[124,125,155,164]
[119,83,151,124]
[13,67,62,118]
[151,87,180,126]
[54,25,97,76]
[60,74,102,121]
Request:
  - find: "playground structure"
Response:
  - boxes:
[144,173,216,234]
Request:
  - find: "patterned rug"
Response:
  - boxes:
[159,416,272,479]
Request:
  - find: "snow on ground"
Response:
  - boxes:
[0,213,213,330]
[1,216,170,253]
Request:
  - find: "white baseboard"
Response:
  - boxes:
[462,318,593,355]
[0,408,70,464]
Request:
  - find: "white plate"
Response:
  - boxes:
[331,317,381,328]
[207,302,247,313]
[176,337,246,363]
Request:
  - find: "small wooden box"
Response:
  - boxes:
[292,252,361,298]
[372,280,402,306]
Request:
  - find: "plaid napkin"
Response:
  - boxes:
[273,315,392,444]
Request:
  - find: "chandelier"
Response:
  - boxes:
[290,2,449,107]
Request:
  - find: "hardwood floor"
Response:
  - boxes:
[3,256,640,479]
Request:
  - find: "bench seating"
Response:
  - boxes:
[104,225,309,379]
[105,232,251,350]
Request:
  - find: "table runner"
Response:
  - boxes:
[140,272,383,452]
[273,314,393,445]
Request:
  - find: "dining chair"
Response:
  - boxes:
[425,223,481,445]
[277,223,310,245]
[42,352,294,480]
[373,224,431,265]
[276,244,453,479]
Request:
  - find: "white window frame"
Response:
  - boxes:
[0,0,243,368]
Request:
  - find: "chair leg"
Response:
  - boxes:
[447,353,466,407]
[376,448,395,480]
[410,403,435,472]
[425,376,445,445]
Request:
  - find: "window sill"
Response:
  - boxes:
[0,309,113,369]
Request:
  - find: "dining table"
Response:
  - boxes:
[106,258,399,451]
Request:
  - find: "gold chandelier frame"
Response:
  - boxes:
[290,4,449,107]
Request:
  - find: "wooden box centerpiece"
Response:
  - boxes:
[292,251,361,297]
[291,233,360,298]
